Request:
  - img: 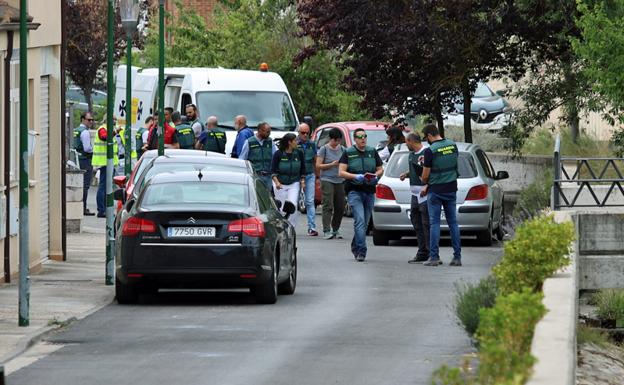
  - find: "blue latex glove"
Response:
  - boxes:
[354,174,365,183]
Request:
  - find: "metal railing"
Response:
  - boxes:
[552,134,624,209]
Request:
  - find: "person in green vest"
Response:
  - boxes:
[271,133,305,226]
[92,124,118,218]
[73,111,96,215]
[399,133,429,264]
[338,128,384,262]
[297,123,319,236]
[172,111,195,149]
[239,122,277,191]
[420,123,462,267]
[195,115,227,154]
[135,116,153,159]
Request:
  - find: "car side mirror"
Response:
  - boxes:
[113,188,126,202]
[273,198,282,210]
[282,201,296,219]
[496,170,509,180]
[113,175,127,187]
[496,90,507,97]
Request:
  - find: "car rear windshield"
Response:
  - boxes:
[137,163,247,193]
[385,151,477,179]
[141,181,249,208]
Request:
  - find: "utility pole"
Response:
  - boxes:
[158,0,165,156]
[105,0,115,286]
[18,0,29,327]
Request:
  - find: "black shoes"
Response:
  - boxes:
[96,212,106,218]
[423,259,443,266]
[83,209,95,216]
[449,259,462,267]
[408,255,429,264]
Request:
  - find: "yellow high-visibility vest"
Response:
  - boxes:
[92,127,119,167]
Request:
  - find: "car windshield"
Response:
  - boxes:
[358,129,387,147]
[67,88,107,105]
[141,181,249,208]
[385,151,477,179]
[196,91,297,131]
[136,162,247,194]
[473,83,494,98]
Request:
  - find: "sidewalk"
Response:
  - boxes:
[0,194,113,366]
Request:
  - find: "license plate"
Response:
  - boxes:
[167,227,216,238]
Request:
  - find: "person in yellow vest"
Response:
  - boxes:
[92,124,118,218]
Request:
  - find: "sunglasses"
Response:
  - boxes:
[299,131,310,135]
[86,118,94,121]
[355,134,367,139]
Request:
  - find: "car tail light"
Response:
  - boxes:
[122,217,157,236]
[376,184,396,200]
[466,184,489,200]
[228,217,266,238]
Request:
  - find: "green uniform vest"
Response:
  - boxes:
[429,139,458,185]
[247,137,273,173]
[202,128,227,154]
[275,150,303,185]
[136,127,147,158]
[346,145,378,188]
[297,141,316,174]
[73,125,89,159]
[175,123,195,149]
[408,147,426,186]
[92,132,118,167]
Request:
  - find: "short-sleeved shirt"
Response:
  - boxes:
[423,140,458,194]
[317,144,345,183]
[339,146,383,194]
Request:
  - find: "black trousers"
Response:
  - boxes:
[410,195,430,258]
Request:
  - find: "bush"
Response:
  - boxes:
[475,290,546,385]
[493,214,575,295]
[593,289,624,324]
[512,170,553,220]
[454,276,498,337]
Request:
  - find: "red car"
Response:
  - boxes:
[303,121,389,212]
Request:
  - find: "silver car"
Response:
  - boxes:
[372,143,508,246]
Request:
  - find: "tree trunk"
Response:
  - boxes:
[432,97,445,138]
[563,65,579,143]
[462,77,473,143]
[84,85,93,113]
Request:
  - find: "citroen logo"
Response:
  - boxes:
[479,109,488,120]
[187,217,196,224]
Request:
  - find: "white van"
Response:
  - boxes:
[114,65,299,157]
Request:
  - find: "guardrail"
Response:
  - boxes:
[552,134,624,209]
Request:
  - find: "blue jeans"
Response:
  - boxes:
[347,190,375,258]
[427,191,461,261]
[96,166,115,215]
[304,173,317,231]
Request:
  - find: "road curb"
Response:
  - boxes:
[0,293,115,365]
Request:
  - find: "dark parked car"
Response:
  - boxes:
[115,171,297,304]
[445,82,512,131]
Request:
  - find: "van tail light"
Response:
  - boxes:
[122,217,157,236]
[465,184,489,200]
[376,184,396,200]
[228,217,266,238]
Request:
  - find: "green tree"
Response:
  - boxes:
[137,0,369,125]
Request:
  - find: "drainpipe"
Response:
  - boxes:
[60,0,67,261]
[3,31,13,283]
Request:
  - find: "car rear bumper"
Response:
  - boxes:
[116,241,273,287]
[372,200,491,233]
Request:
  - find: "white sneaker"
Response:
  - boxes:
[333,230,343,239]
[323,231,335,240]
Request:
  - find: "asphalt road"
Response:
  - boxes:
[8,217,501,385]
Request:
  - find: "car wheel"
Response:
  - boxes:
[278,247,297,295]
[115,277,138,304]
[373,229,390,246]
[253,254,278,304]
[476,216,493,247]
[298,190,306,214]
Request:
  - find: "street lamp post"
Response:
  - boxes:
[105,0,115,286]
[158,0,165,155]
[120,0,139,178]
